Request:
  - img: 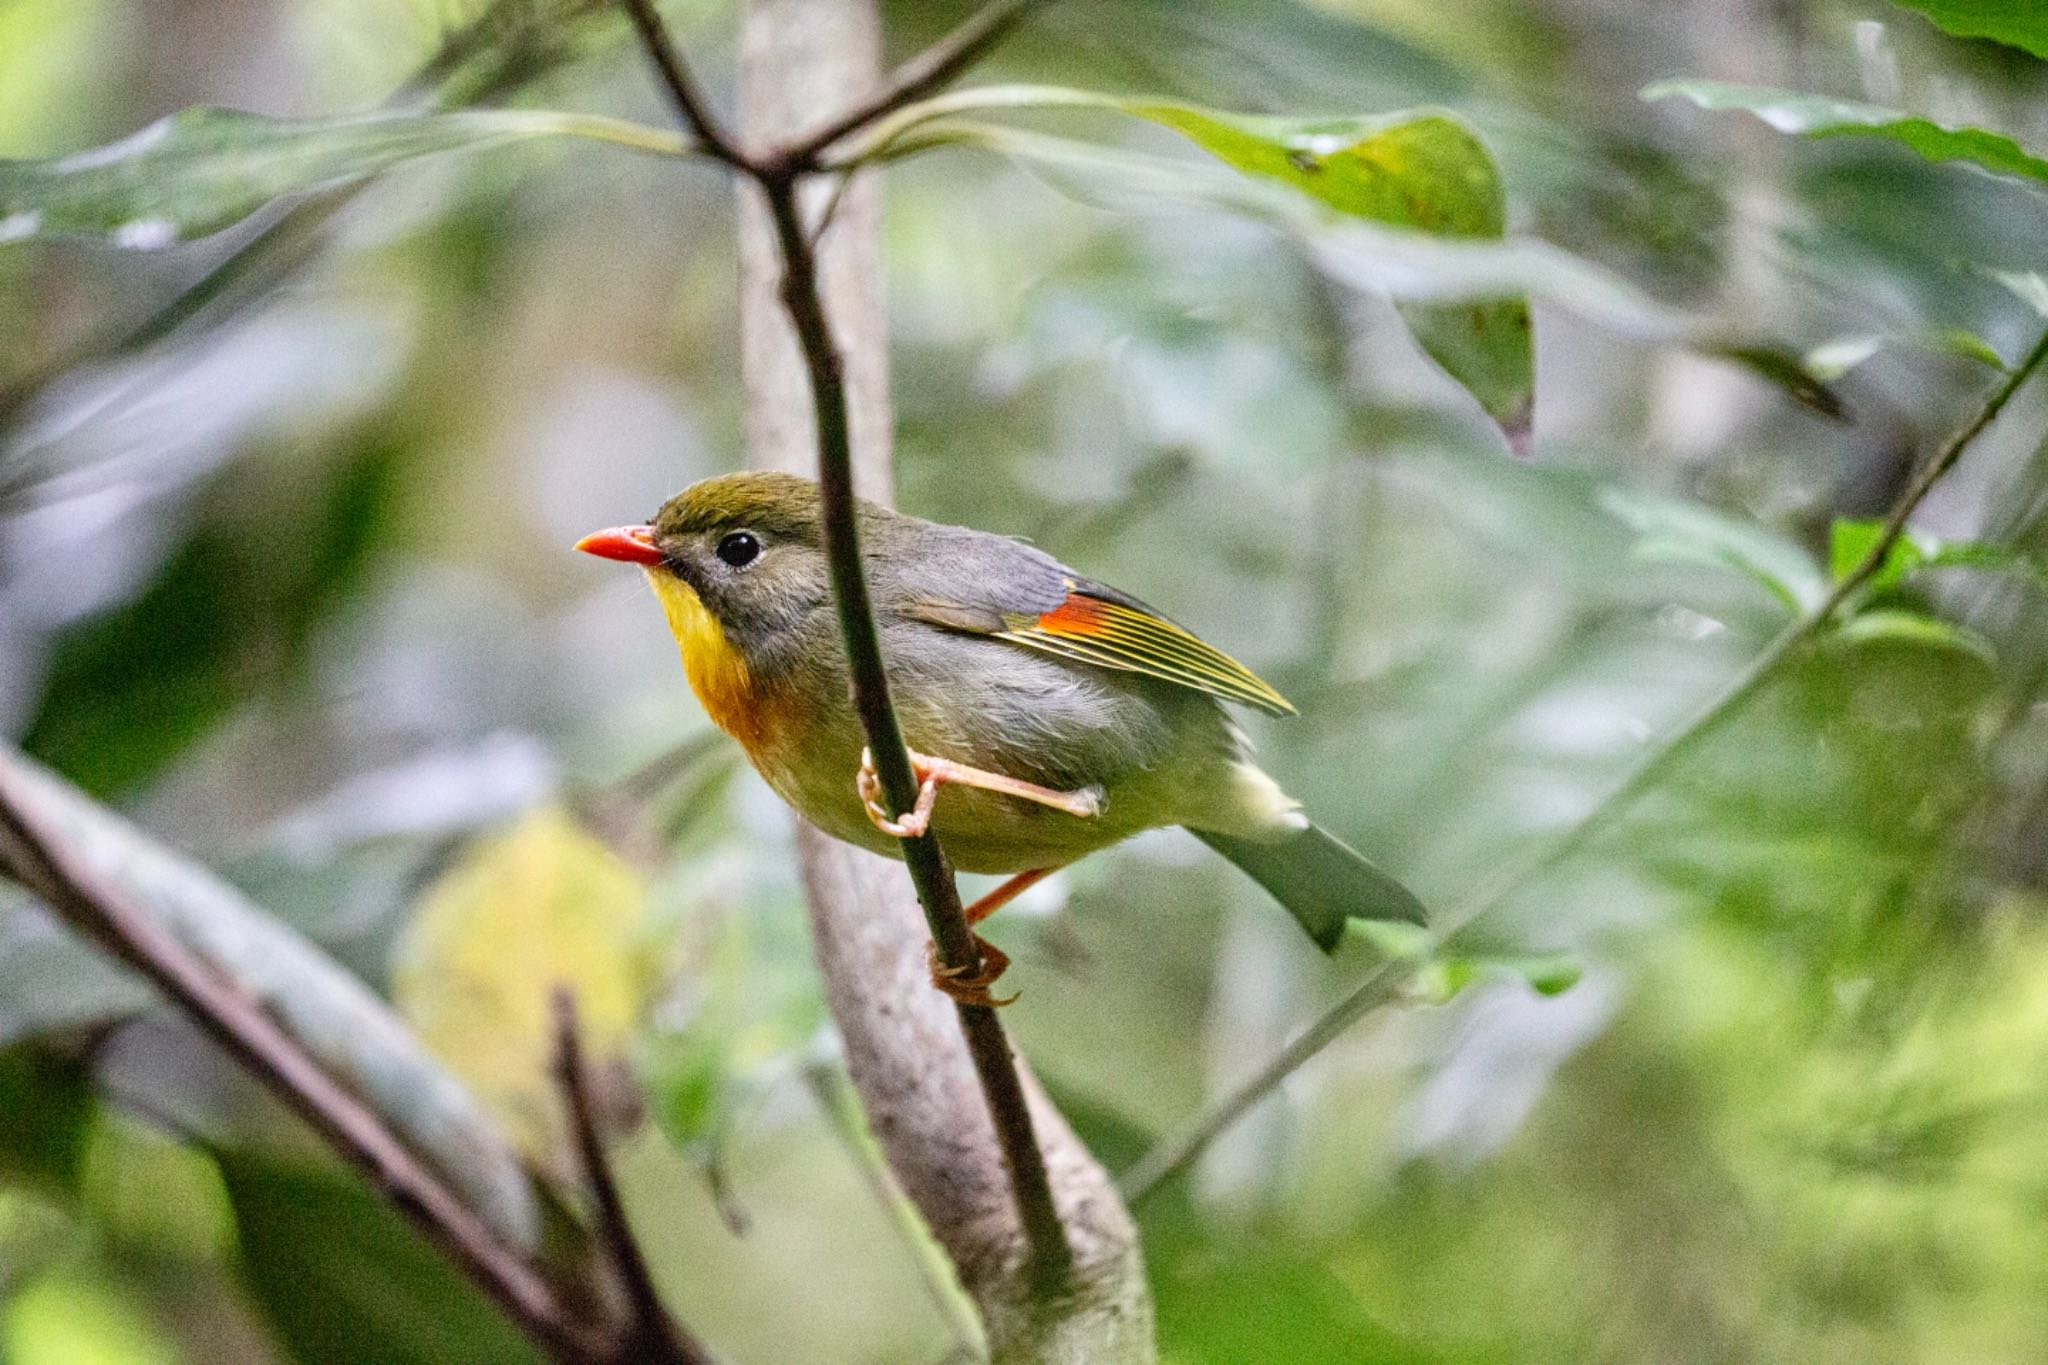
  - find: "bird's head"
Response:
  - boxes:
[577,471,838,672]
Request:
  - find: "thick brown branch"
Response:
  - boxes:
[0,774,614,1365]
[778,0,1053,165]
[551,989,716,1365]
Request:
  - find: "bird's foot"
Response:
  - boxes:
[856,746,1104,839]
[927,934,1017,1008]
[858,747,940,838]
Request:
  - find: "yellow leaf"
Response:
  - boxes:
[393,805,651,1162]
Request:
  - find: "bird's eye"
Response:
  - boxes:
[715,530,762,569]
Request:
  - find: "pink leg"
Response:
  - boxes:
[857,747,1102,839]
[964,867,1056,926]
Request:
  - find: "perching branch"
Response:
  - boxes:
[551,989,717,1365]
[616,0,1076,1293]
[1119,322,2048,1206]
[752,170,1073,1288]
[0,764,615,1365]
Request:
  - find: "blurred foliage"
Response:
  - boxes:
[393,803,655,1162]
[2,0,2048,1362]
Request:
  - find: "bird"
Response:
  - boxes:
[577,471,1424,1004]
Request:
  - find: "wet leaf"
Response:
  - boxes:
[1644,81,2048,185]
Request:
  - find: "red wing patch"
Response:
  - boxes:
[997,586,1297,716]
[1035,594,1114,634]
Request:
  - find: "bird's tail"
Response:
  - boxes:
[1192,822,1426,951]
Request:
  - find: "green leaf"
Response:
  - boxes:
[1603,488,1825,612]
[1,1273,179,1365]
[1923,540,2048,588]
[0,1046,96,1194]
[1643,80,2048,185]
[852,87,1532,438]
[1342,921,1582,1003]
[1507,953,1585,997]
[1829,517,2048,594]
[1890,0,2048,59]
[0,892,153,1047]
[1802,335,1885,383]
[1122,105,1504,234]
[1129,103,1531,434]
[1712,343,1848,418]
[1928,327,2010,371]
[220,1153,542,1365]
[0,105,687,249]
[886,118,1834,419]
[1829,517,1924,591]
[1782,327,2007,396]
[1344,919,1433,960]
[1413,951,1582,1005]
[1830,608,1998,665]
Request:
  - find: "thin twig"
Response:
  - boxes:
[551,989,717,1365]
[777,0,1052,165]
[614,0,1074,1291]
[1119,323,2048,1206]
[0,776,615,1365]
[618,0,749,168]
[806,170,859,251]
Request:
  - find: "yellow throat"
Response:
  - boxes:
[643,569,771,751]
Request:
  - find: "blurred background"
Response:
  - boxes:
[4,0,2048,1360]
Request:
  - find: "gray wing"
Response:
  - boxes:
[883,521,1296,716]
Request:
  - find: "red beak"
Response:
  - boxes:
[575,524,664,565]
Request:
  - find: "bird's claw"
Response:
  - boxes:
[858,747,939,838]
[926,935,1017,1008]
